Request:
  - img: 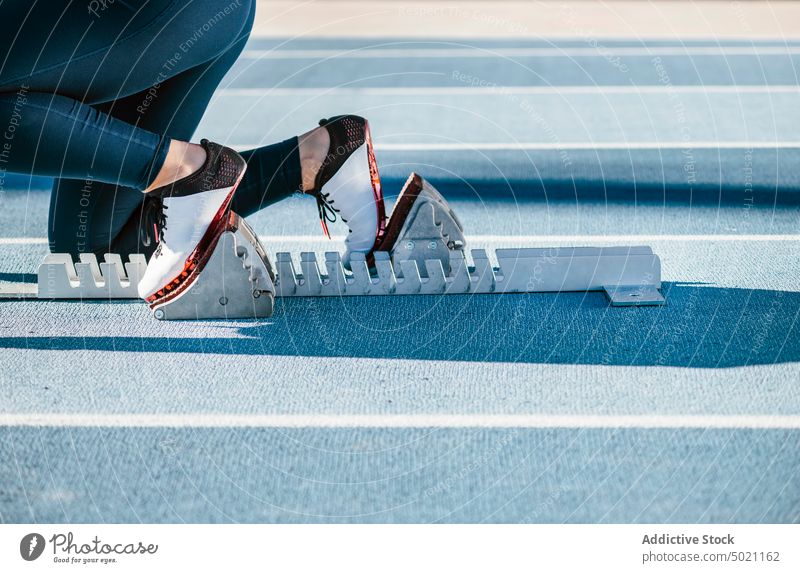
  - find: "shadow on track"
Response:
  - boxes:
[0,272,37,283]
[1,283,797,367]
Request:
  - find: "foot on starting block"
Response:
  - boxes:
[32,172,666,313]
[150,212,276,320]
[275,173,665,305]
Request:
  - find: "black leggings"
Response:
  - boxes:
[0,0,301,259]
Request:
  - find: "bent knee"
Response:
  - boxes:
[172,0,254,57]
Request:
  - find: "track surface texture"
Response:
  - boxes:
[1,2,799,523]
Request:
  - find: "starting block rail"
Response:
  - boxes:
[37,253,147,299]
[273,246,663,303]
[23,173,665,318]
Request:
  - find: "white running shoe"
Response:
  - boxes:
[307,115,386,264]
[137,139,246,307]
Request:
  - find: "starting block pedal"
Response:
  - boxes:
[149,212,275,320]
[372,172,465,274]
[32,212,276,320]
[29,172,665,318]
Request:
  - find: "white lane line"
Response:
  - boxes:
[3,413,800,429]
[241,47,800,59]
[231,142,800,152]
[378,142,800,151]
[0,238,47,245]
[254,235,800,243]
[2,235,798,246]
[219,85,800,96]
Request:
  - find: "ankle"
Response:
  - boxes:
[298,126,330,193]
[144,140,207,193]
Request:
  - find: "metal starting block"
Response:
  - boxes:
[28,172,665,319]
[150,213,275,320]
[38,252,147,299]
[275,246,664,304]
[273,173,664,305]
[34,213,276,320]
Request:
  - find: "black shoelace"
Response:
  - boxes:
[316,192,345,238]
[139,196,168,249]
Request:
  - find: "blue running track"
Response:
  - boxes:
[0,37,798,523]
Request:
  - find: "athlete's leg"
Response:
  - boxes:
[45,0,304,259]
[0,90,171,190]
[3,0,380,267]
[0,0,254,104]
[0,0,255,256]
[48,0,258,258]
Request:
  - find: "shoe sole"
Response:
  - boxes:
[367,172,425,266]
[145,164,246,310]
[364,120,387,247]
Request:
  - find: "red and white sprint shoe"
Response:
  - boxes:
[137,139,246,308]
[306,115,387,265]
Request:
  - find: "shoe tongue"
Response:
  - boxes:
[315,117,363,192]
